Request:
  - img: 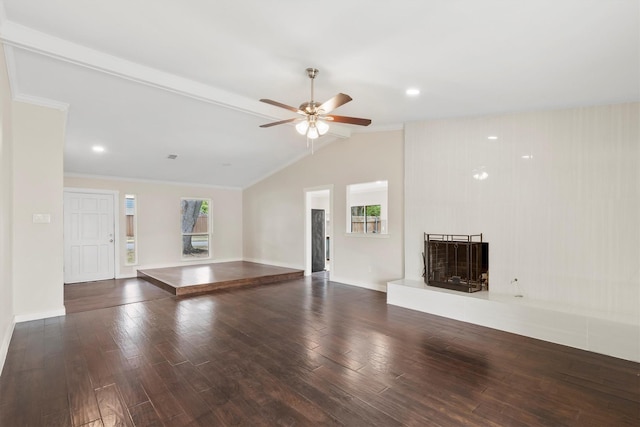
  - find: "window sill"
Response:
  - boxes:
[181,257,212,262]
[344,233,390,239]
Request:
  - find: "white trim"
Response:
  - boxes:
[331,276,388,293]
[180,197,212,262]
[0,317,16,376]
[13,92,69,111]
[116,272,138,279]
[63,187,120,195]
[4,45,71,112]
[3,44,18,99]
[304,185,333,276]
[113,192,121,279]
[123,193,138,266]
[14,307,66,323]
[64,172,243,191]
[344,232,390,239]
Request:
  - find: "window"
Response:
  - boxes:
[350,205,382,233]
[125,194,137,265]
[181,198,210,259]
[346,181,388,235]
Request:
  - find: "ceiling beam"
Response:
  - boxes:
[0,20,353,138]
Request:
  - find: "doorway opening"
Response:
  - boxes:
[305,186,332,277]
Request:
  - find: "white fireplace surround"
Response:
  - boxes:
[393,103,640,362]
[387,280,639,362]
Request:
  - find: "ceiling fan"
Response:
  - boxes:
[259,68,371,140]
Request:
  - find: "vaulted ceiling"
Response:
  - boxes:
[1,0,638,188]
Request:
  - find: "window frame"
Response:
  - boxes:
[180,198,212,260]
[124,194,138,266]
[346,180,389,236]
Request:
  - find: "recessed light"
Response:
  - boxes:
[92,145,105,153]
[406,88,420,96]
[487,136,498,140]
[521,154,533,159]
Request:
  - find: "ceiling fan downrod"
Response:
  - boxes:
[306,68,319,110]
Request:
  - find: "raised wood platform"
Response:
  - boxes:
[137,261,304,296]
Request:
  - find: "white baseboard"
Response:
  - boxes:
[331,276,387,293]
[0,318,16,376]
[116,272,138,279]
[14,307,66,323]
[387,279,640,363]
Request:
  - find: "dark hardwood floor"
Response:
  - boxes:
[2,274,639,426]
[64,278,173,314]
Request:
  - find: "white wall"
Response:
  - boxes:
[0,42,15,374]
[309,191,330,213]
[12,101,66,320]
[244,131,404,291]
[64,176,243,277]
[404,103,639,321]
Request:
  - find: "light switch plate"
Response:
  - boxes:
[33,213,51,223]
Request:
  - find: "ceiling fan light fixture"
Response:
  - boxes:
[259,67,371,146]
[316,119,329,136]
[307,125,319,140]
[295,120,309,135]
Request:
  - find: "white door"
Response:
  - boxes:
[64,191,115,283]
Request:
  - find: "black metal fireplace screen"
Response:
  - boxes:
[424,233,488,293]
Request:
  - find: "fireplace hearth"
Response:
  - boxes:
[424,233,488,293]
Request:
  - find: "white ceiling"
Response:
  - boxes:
[1,0,638,188]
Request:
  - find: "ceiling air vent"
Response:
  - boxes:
[167,154,178,160]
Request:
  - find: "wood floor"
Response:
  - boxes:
[1,275,639,426]
[64,278,172,314]
[137,261,304,296]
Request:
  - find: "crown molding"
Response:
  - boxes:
[13,92,69,111]
[0,20,353,139]
[2,42,17,98]
[64,172,243,191]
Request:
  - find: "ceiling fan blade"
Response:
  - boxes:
[260,99,303,114]
[318,93,352,114]
[325,115,372,126]
[259,118,297,128]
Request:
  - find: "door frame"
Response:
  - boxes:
[304,185,333,276]
[63,187,120,282]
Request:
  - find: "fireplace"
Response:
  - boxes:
[424,233,488,293]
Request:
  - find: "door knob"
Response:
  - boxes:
[109,239,114,242]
